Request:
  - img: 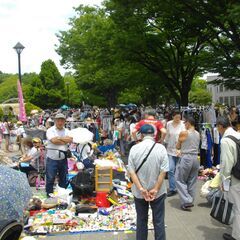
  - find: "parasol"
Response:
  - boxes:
[69,127,93,144]
[0,166,32,220]
[30,109,39,114]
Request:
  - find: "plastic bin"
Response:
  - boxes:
[95,192,110,208]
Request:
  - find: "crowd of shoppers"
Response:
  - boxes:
[0,104,240,240]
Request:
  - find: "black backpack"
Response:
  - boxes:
[226,135,240,180]
[69,169,95,197]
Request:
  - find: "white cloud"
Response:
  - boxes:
[0,0,102,75]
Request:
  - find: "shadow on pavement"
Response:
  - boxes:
[197,225,230,240]
[197,202,211,208]
[167,198,180,210]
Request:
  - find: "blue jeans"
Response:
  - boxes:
[46,157,68,195]
[134,194,166,240]
[168,155,180,192]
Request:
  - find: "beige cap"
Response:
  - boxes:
[55,113,66,119]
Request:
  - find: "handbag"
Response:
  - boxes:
[66,149,72,158]
[210,192,234,225]
[130,143,156,183]
[69,169,95,197]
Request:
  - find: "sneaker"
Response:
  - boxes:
[167,190,177,197]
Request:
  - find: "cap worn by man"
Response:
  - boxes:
[55,113,66,120]
[32,137,42,143]
[140,124,154,134]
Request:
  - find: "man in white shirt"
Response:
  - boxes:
[46,113,73,197]
[216,116,240,240]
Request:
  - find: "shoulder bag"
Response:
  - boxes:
[210,191,234,225]
[130,142,156,183]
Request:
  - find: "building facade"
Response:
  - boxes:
[207,75,240,106]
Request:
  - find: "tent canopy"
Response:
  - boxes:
[60,105,70,110]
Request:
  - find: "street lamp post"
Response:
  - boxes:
[66,81,70,105]
[13,42,25,84]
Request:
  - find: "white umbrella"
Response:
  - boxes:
[69,127,93,144]
[30,109,39,114]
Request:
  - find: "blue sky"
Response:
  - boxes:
[0,0,102,75]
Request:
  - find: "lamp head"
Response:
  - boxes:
[13,42,25,54]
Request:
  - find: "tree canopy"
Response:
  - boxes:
[56,5,174,106]
[103,0,215,105]
[1,1,240,107]
[0,61,81,109]
[189,77,212,105]
[164,0,240,89]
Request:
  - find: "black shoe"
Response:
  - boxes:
[184,203,194,208]
[181,204,192,211]
[167,190,177,197]
[223,233,236,240]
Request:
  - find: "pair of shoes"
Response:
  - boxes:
[184,203,194,208]
[223,233,236,240]
[167,190,177,197]
[181,205,192,211]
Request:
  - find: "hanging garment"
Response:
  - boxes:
[200,127,207,167]
[213,127,220,166]
[206,128,213,168]
[200,149,207,167]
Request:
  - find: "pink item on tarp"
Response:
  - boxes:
[68,159,76,171]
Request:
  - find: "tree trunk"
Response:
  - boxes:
[180,86,189,106]
[106,88,118,107]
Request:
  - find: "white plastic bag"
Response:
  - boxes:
[54,185,72,204]
[200,180,211,198]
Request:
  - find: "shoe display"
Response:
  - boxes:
[223,233,236,240]
[167,190,177,197]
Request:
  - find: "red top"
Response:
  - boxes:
[134,117,164,142]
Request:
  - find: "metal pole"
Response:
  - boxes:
[17,53,22,84]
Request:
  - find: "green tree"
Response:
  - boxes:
[57,5,170,107]
[0,74,18,102]
[39,59,64,90]
[173,0,240,89]
[0,107,3,119]
[23,60,65,109]
[57,6,131,106]
[38,59,64,108]
[0,72,11,85]
[23,73,47,108]
[63,74,81,106]
[24,102,42,116]
[189,77,212,105]
[105,0,210,106]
